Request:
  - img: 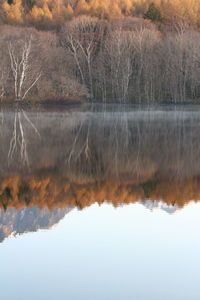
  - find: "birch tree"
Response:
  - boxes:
[62,16,106,99]
[8,36,42,101]
[105,29,135,102]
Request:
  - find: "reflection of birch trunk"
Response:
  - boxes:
[0,108,4,126]
[0,72,5,100]
[67,116,91,164]
[67,118,85,164]
[114,121,119,178]
[8,109,40,166]
[135,118,141,177]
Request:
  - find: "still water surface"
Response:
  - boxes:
[1,104,200,300]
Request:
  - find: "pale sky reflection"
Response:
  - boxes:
[1,202,200,300]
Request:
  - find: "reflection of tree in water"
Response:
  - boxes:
[8,109,40,166]
[1,106,200,210]
[0,175,200,211]
[65,109,200,184]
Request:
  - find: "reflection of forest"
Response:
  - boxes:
[0,175,200,210]
[1,106,200,210]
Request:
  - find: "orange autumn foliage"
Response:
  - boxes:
[1,0,200,27]
[0,175,199,211]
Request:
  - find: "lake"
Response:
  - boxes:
[1,104,200,300]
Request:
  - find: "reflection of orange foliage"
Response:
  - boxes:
[151,180,200,208]
[0,175,199,211]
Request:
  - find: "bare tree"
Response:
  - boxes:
[8,36,41,101]
[104,29,135,102]
[61,16,106,99]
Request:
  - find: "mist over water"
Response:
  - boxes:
[1,104,200,208]
[1,104,200,300]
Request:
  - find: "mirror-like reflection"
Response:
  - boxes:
[2,105,200,300]
[1,105,200,213]
[1,105,200,241]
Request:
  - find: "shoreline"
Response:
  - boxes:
[1,99,200,110]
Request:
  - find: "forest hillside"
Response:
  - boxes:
[0,0,199,28]
[0,1,200,103]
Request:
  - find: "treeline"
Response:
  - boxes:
[1,0,200,29]
[1,16,200,102]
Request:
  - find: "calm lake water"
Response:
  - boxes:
[1,104,200,300]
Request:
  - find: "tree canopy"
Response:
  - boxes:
[144,2,163,22]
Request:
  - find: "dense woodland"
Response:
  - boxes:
[1,0,200,27]
[1,1,200,102]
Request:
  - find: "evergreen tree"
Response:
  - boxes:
[144,2,163,22]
